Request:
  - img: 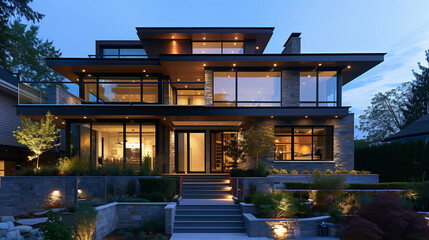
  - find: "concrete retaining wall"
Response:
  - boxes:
[244,213,330,238]
[0,176,160,216]
[94,202,175,240]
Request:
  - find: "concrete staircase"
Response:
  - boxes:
[174,175,245,233]
[181,175,232,199]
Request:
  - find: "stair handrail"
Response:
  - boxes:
[180,176,183,197]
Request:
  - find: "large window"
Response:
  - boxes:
[176,89,204,105]
[214,71,281,107]
[102,48,147,58]
[192,42,244,54]
[300,71,338,106]
[70,122,156,170]
[83,75,159,103]
[275,126,333,161]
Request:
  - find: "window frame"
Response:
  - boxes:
[274,126,334,161]
[192,41,244,54]
[213,71,282,107]
[299,70,339,107]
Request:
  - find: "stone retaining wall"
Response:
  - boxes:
[243,213,330,238]
[0,176,160,216]
[94,202,175,240]
[232,174,379,199]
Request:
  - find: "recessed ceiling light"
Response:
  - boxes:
[55,117,58,119]
[145,74,149,77]
[305,116,308,118]
[163,117,166,120]
[62,122,65,124]
[126,116,128,119]
[82,69,86,72]
[83,116,87,119]
[318,63,322,66]
[273,63,277,67]
[177,79,180,81]
[203,37,206,40]
[256,46,259,50]
[270,116,274,119]
[185,85,188,88]
[335,116,338,118]
[347,65,351,69]
[233,63,236,66]
[197,79,200,81]
[171,36,174,39]
[234,36,238,40]
[203,64,206,66]
[143,69,146,72]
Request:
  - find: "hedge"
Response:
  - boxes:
[138,178,175,199]
[355,140,429,182]
[284,182,417,190]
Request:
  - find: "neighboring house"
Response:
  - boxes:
[0,67,27,175]
[16,27,385,173]
[383,113,429,143]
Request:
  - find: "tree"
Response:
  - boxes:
[241,122,275,167]
[6,20,65,92]
[0,0,44,70]
[357,83,410,143]
[13,112,60,169]
[402,50,429,127]
[223,137,246,170]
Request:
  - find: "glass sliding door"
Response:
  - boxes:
[176,132,205,173]
[210,131,238,172]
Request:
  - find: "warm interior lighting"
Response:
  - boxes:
[318,63,322,66]
[145,74,149,77]
[62,122,65,124]
[347,65,351,69]
[185,85,188,88]
[82,69,86,72]
[87,74,92,77]
[273,63,277,67]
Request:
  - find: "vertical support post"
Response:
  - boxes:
[114,176,117,202]
[75,177,79,208]
[179,176,183,196]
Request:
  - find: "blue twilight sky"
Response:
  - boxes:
[28,0,429,138]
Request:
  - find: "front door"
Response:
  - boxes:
[176,131,205,173]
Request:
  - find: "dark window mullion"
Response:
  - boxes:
[316,71,319,107]
[140,77,143,102]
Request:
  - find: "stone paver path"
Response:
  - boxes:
[16,217,48,226]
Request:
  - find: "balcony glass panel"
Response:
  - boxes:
[237,72,281,102]
[222,42,244,54]
[300,72,317,102]
[99,77,141,103]
[193,42,222,54]
[142,79,158,103]
[102,48,119,58]
[119,48,147,58]
[319,71,337,103]
[214,72,236,102]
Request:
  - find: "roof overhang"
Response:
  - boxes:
[46,53,384,85]
[136,27,274,54]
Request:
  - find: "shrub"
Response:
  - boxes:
[230,168,267,177]
[334,169,341,174]
[138,231,148,239]
[409,181,429,211]
[123,231,133,240]
[153,234,168,240]
[139,155,152,176]
[138,178,175,199]
[140,219,164,234]
[340,169,349,174]
[266,169,273,175]
[138,192,150,200]
[347,182,411,190]
[340,216,384,240]
[301,170,310,174]
[290,169,298,174]
[126,179,137,196]
[148,192,166,202]
[74,204,97,240]
[122,164,135,176]
[117,197,149,203]
[357,193,429,240]
[350,170,359,175]
[15,168,36,176]
[324,169,333,174]
[272,168,280,174]
[252,191,311,218]
[279,169,288,174]
[311,175,345,210]
[39,211,73,240]
[284,182,311,189]
[69,155,89,174]
[361,170,371,174]
[39,166,60,176]
[328,204,343,224]
[109,166,121,176]
[57,157,73,173]
[312,169,321,175]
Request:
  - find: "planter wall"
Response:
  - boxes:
[243,213,330,239]
[231,174,379,199]
[94,202,176,240]
[0,176,160,216]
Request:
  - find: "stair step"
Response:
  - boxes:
[175,221,244,228]
[176,210,241,215]
[181,195,232,199]
[173,227,246,233]
[176,205,240,209]
[182,191,231,195]
[175,215,243,221]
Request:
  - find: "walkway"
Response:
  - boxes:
[170,233,340,240]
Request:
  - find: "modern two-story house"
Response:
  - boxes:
[16,27,384,174]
